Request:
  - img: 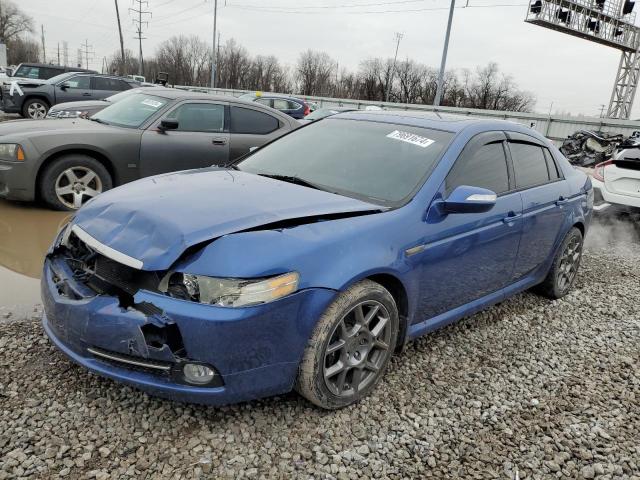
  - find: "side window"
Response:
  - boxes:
[288,100,302,110]
[509,142,550,188]
[230,106,279,134]
[43,67,63,79]
[255,98,272,107]
[165,103,225,132]
[24,67,40,79]
[94,77,129,91]
[543,148,560,181]
[63,76,90,89]
[445,141,510,195]
[272,99,290,110]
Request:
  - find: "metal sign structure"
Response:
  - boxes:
[526,0,639,119]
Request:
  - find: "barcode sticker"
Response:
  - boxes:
[386,130,435,148]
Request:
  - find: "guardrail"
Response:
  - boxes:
[174,85,640,144]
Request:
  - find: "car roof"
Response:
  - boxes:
[332,110,534,135]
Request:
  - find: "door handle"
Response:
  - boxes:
[555,196,569,206]
[502,212,522,224]
[82,93,91,96]
[212,138,227,146]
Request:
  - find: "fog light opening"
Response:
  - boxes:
[182,363,216,385]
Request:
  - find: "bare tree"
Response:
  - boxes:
[296,50,335,96]
[0,0,33,43]
[6,35,39,64]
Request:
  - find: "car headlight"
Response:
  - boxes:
[0,143,25,161]
[165,272,300,307]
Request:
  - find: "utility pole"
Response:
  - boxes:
[57,42,60,65]
[63,41,69,66]
[599,104,606,117]
[130,0,151,77]
[114,0,126,73]
[81,39,94,70]
[386,32,403,103]
[41,25,46,63]
[211,0,218,88]
[434,0,456,107]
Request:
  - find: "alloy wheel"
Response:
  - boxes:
[323,300,392,397]
[556,234,582,293]
[27,102,48,119]
[54,167,103,209]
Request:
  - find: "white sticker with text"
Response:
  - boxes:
[141,99,163,108]
[386,130,435,148]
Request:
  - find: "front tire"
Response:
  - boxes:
[39,155,112,211]
[296,280,399,409]
[534,227,584,299]
[22,98,50,119]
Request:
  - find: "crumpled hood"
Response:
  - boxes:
[72,168,381,271]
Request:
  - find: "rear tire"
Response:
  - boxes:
[22,98,50,119]
[296,280,399,409]
[534,227,584,299]
[39,155,112,211]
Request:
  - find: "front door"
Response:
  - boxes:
[55,75,93,102]
[139,101,230,178]
[413,132,523,321]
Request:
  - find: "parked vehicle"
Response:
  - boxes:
[238,92,310,119]
[298,106,358,124]
[0,90,299,210]
[592,147,640,211]
[41,111,593,409]
[7,62,95,81]
[47,87,166,119]
[1,72,140,119]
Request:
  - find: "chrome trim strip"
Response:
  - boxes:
[405,244,426,256]
[87,347,171,371]
[71,225,144,270]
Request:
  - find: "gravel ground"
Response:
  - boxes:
[1,232,639,479]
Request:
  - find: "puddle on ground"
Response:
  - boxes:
[0,200,71,317]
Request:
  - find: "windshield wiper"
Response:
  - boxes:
[257,173,325,191]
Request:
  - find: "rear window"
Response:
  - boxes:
[230,106,279,134]
[238,118,453,206]
[509,142,550,189]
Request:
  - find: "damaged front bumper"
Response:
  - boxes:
[41,256,336,406]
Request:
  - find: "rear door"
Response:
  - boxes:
[414,132,523,321]
[506,132,570,280]
[55,75,93,102]
[92,77,132,100]
[139,100,229,177]
[228,105,288,160]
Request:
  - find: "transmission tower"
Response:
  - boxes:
[526,0,639,119]
[130,0,151,77]
[80,39,94,70]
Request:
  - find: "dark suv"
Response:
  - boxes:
[1,72,139,119]
[9,63,95,81]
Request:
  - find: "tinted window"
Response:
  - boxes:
[446,141,510,195]
[510,142,550,188]
[544,149,560,180]
[63,76,90,89]
[230,106,279,134]
[165,103,224,132]
[238,118,453,206]
[43,67,64,79]
[94,77,130,91]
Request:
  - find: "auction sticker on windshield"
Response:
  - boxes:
[141,99,164,108]
[386,130,435,148]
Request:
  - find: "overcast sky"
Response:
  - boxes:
[20,0,635,118]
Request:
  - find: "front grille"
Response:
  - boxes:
[62,231,162,298]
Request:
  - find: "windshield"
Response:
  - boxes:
[238,118,453,206]
[47,73,74,84]
[91,93,169,128]
[104,89,140,103]
[13,65,40,78]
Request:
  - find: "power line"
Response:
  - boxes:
[130,0,152,76]
[228,0,428,9]
[81,38,95,69]
[225,3,528,14]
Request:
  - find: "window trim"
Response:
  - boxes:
[160,101,228,133]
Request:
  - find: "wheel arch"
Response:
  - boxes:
[22,95,51,113]
[35,148,116,200]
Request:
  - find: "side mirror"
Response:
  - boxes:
[441,185,497,214]
[159,119,179,131]
[59,82,69,90]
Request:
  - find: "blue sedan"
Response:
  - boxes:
[42,111,593,409]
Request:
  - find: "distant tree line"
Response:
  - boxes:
[108,35,534,112]
[0,0,40,65]
[1,0,534,114]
